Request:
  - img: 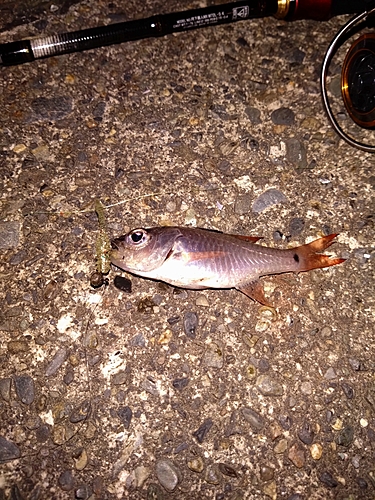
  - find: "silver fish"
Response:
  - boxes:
[110,226,345,305]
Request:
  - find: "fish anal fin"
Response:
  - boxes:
[237,280,272,307]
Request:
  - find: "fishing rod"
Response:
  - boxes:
[0,0,374,151]
[0,0,371,67]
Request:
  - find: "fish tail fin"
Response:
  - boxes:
[294,234,346,272]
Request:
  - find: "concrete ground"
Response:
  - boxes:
[0,1,374,499]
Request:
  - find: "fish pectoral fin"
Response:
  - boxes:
[237,280,272,307]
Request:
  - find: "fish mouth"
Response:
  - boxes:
[111,235,126,250]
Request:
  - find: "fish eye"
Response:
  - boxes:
[128,229,148,245]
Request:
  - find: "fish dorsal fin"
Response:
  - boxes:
[237,279,272,307]
[229,234,262,243]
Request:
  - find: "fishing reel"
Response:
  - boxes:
[321,5,375,152]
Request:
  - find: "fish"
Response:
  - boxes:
[110,226,345,305]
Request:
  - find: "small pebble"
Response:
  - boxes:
[43,280,58,301]
[158,329,172,345]
[147,483,164,500]
[256,374,284,396]
[336,425,354,447]
[112,371,128,385]
[279,415,293,430]
[319,471,338,488]
[172,377,189,391]
[217,158,232,174]
[348,358,361,371]
[113,275,132,293]
[75,484,92,499]
[7,340,29,354]
[289,217,305,236]
[286,47,306,63]
[74,448,88,470]
[252,189,288,213]
[285,138,307,169]
[224,410,242,437]
[0,436,21,463]
[0,221,21,249]
[134,466,151,488]
[142,377,159,396]
[45,347,68,376]
[183,311,198,339]
[35,424,50,443]
[367,427,375,441]
[63,368,74,385]
[321,326,332,337]
[195,295,209,307]
[69,400,91,423]
[360,418,368,427]
[14,375,35,405]
[269,422,283,440]
[357,477,368,490]
[332,418,343,430]
[246,364,256,379]
[187,456,204,473]
[174,442,189,454]
[341,382,354,399]
[31,95,73,121]
[31,144,50,160]
[258,358,270,373]
[0,378,12,402]
[9,250,27,265]
[260,464,274,481]
[193,418,213,443]
[202,342,224,369]
[117,406,132,429]
[155,458,181,492]
[352,455,360,468]
[324,367,337,380]
[218,463,238,478]
[263,480,277,500]
[241,407,265,432]
[288,443,305,468]
[274,439,288,454]
[310,443,323,460]
[12,143,27,154]
[129,333,146,347]
[271,107,295,125]
[297,421,314,445]
[58,470,75,491]
[90,272,104,288]
[167,316,180,326]
[234,194,252,215]
[273,230,283,241]
[205,464,222,484]
[300,381,312,395]
[245,106,261,124]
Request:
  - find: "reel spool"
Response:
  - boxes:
[321,7,375,152]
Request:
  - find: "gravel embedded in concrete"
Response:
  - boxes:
[0,1,373,498]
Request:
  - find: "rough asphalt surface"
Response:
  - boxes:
[0,1,374,499]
